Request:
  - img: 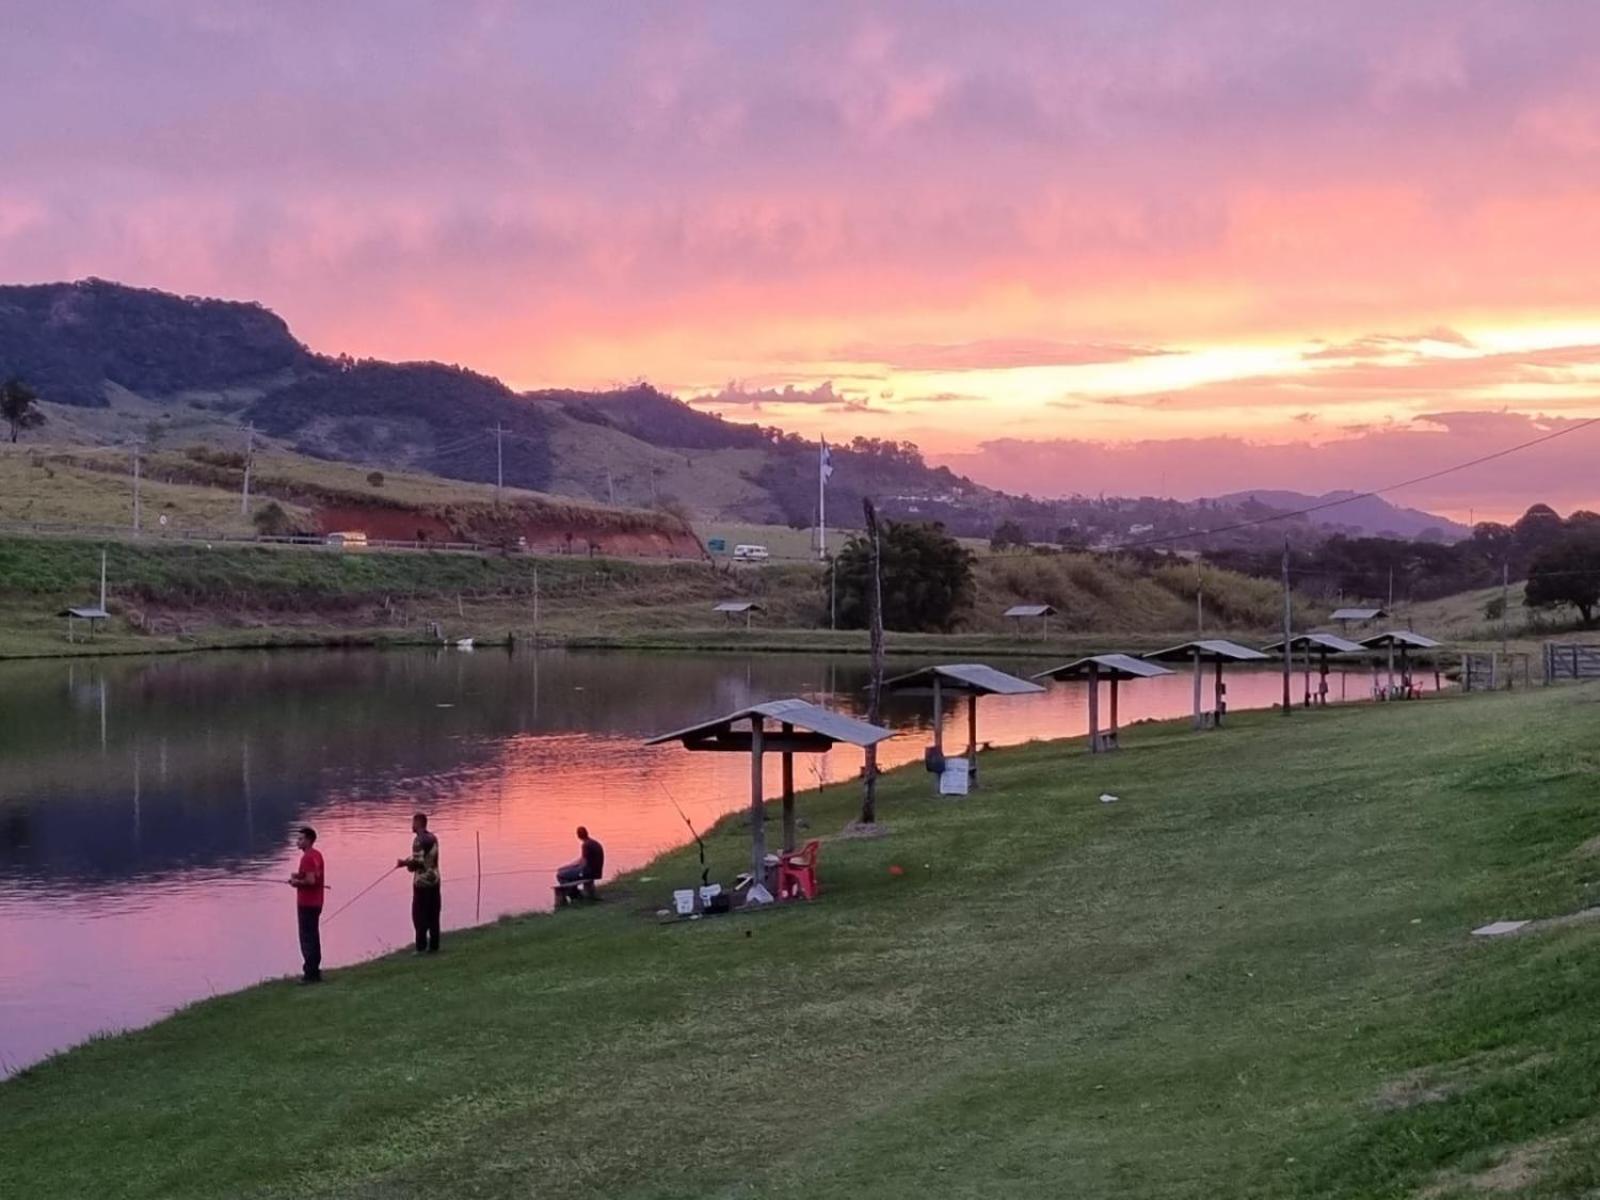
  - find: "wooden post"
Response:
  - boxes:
[1109,674,1121,748]
[931,676,944,756]
[1280,538,1292,716]
[1490,651,1498,692]
[967,694,979,785]
[1087,662,1101,752]
[1214,659,1226,726]
[781,722,796,854]
[1192,647,1204,730]
[750,717,766,879]
[1385,641,1395,699]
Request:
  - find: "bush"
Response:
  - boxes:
[366,471,385,488]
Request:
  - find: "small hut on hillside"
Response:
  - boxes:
[713,600,764,630]
[1003,603,1057,639]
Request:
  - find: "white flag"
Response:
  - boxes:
[820,438,834,482]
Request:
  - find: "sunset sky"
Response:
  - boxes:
[6,2,1600,518]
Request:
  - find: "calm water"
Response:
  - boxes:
[0,646,1369,1071]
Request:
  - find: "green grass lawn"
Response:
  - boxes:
[9,684,1600,1197]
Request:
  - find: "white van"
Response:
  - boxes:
[325,531,368,549]
[732,544,770,561]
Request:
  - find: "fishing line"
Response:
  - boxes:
[657,780,709,887]
[321,863,401,925]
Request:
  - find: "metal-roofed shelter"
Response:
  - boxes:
[1143,640,1270,729]
[1032,654,1174,751]
[1003,603,1058,639]
[883,664,1044,790]
[1263,633,1364,706]
[712,600,764,629]
[646,699,893,890]
[60,551,111,643]
[1360,630,1442,699]
[1331,606,1387,630]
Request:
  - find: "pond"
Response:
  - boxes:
[0,646,1371,1071]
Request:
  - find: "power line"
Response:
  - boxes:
[1103,414,1600,553]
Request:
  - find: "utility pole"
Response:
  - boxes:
[131,443,142,534]
[828,554,837,631]
[1501,560,1510,656]
[1387,565,1394,611]
[1195,558,1203,635]
[240,422,254,516]
[1281,537,1292,716]
[492,423,504,504]
[860,498,885,825]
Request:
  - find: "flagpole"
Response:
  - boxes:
[818,438,827,561]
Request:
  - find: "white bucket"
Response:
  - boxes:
[673,889,696,915]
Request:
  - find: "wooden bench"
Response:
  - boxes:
[553,877,599,906]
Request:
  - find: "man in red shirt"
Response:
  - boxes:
[287,826,325,983]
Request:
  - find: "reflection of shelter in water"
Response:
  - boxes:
[1032,654,1172,751]
[1143,640,1270,730]
[647,699,893,877]
[883,663,1043,788]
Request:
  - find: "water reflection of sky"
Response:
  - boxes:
[0,647,1384,1071]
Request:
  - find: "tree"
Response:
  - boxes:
[1,378,45,443]
[990,519,1029,551]
[251,501,294,537]
[1524,533,1600,627]
[835,519,975,632]
[366,470,385,488]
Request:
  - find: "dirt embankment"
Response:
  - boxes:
[312,502,705,559]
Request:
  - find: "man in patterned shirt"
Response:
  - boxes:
[397,812,441,953]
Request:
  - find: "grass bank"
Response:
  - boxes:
[8,685,1600,1197]
[0,534,1326,661]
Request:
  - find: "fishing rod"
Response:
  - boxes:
[657,781,708,888]
[320,864,401,925]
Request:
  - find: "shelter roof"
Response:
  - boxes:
[1359,630,1441,649]
[60,606,110,620]
[1003,604,1057,618]
[1330,607,1387,620]
[712,600,763,613]
[883,663,1046,696]
[1262,633,1365,654]
[1143,639,1271,664]
[645,698,893,750]
[1032,654,1175,681]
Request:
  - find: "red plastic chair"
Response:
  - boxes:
[776,840,821,901]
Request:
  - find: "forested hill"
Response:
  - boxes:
[0,279,992,527]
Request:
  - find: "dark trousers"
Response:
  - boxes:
[556,864,588,884]
[412,886,441,952]
[297,905,322,981]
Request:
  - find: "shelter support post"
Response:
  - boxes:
[967,694,979,785]
[750,718,766,879]
[781,722,796,854]
[1087,663,1101,752]
[1192,649,1204,730]
[931,677,944,793]
[1214,660,1225,726]
[1109,675,1121,749]
[1386,642,1396,699]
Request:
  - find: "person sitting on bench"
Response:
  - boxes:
[556,826,604,889]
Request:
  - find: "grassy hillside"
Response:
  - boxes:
[6,684,1600,1197]
[0,531,1324,660]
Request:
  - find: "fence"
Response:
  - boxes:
[1460,651,1533,692]
[1543,642,1600,684]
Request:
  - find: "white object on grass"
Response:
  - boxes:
[673,889,696,916]
[1099,793,1119,804]
[939,759,970,796]
[745,882,774,905]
